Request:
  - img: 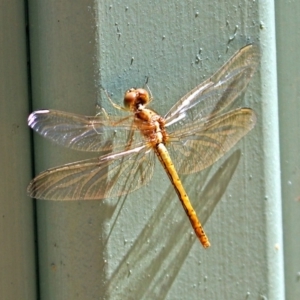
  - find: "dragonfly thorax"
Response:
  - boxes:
[124,88,150,111]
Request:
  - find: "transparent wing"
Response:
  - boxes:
[28,110,145,152]
[27,145,155,200]
[165,44,259,132]
[168,108,256,174]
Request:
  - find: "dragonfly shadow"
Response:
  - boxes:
[104,149,241,299]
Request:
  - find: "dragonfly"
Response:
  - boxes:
[27,44,259,248]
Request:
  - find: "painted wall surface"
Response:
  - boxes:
[0,1,36,299]
[21,0,287,299]
[276,1,300,299]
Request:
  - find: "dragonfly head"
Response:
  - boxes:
[124,88,150,111]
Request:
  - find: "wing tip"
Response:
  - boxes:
[27,181,38,199]
[28,110,50,127]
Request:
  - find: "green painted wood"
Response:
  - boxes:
[275,1,300,299]
[28,0,284,299]
[0,1,37,299]
[28,1,103,299]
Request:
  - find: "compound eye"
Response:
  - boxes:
[135,88,150,105]
[123,88,150,110]
[124,89,137,110]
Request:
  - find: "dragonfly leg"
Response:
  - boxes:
[101,87,127,111]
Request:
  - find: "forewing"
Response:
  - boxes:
[167,108,256,174]
[28,110,145,152]
[27,145,155,200]
[165,44,259,132]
